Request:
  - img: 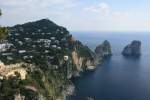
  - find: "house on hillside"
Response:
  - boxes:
[0,62,28,80]
[0,61,6,73]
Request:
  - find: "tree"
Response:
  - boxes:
[0,9,2,16]
[0,27,8,40]
[0,9,8,41]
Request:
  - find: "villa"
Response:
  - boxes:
[0,61,27,80]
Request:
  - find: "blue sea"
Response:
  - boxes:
[69,32,150,100]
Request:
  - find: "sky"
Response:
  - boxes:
[1,0,150,32]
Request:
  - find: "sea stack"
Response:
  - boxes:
[122,40,141,56]
[95,40,112,63]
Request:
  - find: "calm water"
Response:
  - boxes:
[69,32,150,100]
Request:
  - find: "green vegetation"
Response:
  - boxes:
[0,27,8,40]
[76,41,95,58]
[0,9,2,16]
[0,9,8,40]
[0,18,95,100]
[0,73,22,100]
[21,65,71,100]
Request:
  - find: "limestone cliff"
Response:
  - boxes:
[95,40,112,63]
[72,51,83,71]
[71,51,95,72]
[122,40,141,56]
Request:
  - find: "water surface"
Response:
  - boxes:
[70,32,150,100]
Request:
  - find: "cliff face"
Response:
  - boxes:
[95,40,112,63]
[0,19,96,100]
[122,40,141,56]
[72,51,83,71]
[72,51,95,71]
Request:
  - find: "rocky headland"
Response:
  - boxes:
[0,19,96,100]
[1,19,141,100]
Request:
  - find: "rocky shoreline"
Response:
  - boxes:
[0,18,142,100]
[69,40,142,100]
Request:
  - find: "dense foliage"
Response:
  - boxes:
[0,9,8,40]
[0,9,2,16]
[0,27,8,40]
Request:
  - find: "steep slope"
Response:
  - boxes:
[0,19,95,100]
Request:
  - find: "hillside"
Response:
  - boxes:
[0,19,95,100]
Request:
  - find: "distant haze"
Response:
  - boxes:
[1,0,150,32]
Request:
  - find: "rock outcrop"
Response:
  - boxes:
[72,51,95,71]
[95,40,112,63]
[122,40,141,56]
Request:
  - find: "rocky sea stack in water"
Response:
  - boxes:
[95,40,112,63]
[122,40,141,56]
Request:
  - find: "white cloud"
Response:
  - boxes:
[112,11,129,18]
[0,0,74,10]
[0,0,76,25]
[85,2,111,15]
[1,0,150,31]
[84,2,130,18]
[0,0,68,6]
[98,3,110,15]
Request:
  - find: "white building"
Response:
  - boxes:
[18,41,23,45]
[2,53,13,56]
[0,43,13,52]
[37,29,41,32]
[64,56,69,61]
[19,50,26,54]
[57,47,61,50]
[15,33,19,36]
[24,38,31,41]
[7,56,13,60]
[51,37,55,40]
[47,33,51,35]
[52,45,57,48]
[45,50,49,53]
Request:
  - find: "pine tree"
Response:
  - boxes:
[0,9,2,16]
[0,9,8,41]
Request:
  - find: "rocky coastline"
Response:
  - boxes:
[0,19,97,100]
[0,19,142,100]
